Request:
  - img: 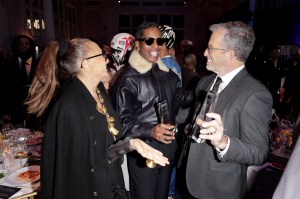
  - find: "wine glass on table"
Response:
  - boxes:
[13,128,32,167]
[3,139,16,169]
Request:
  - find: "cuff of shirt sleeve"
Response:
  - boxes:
[215,135,230,158]
[107,137,132,163]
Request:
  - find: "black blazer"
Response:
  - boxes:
[42,77,125,199]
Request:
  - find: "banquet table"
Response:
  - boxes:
[247,119,295,199]
[0,130,42,199]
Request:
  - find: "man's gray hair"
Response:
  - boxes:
[209,21,255,62]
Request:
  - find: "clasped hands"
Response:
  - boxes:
[150,123,176,144]
[196,112,228,150]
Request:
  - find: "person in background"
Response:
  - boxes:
[112,22,193,199]
[177,39,195,67]
[182,53,201,91]
[260,45,282,111]
[109,33,135,87]
[1,35,37,127]
[282,45,300,122]
[109,32,136,191]
[245,41,264,78]
[25,38,169,199]
[183,21,272,199]
[159,24,184,199]
[159,25,182,88]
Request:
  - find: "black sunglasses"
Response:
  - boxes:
[81,51,107,68]
[137,37,166,46]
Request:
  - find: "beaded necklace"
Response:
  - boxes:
[95,88,119,140]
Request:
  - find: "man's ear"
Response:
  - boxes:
[81,59,89,70]
[228,49,236,60]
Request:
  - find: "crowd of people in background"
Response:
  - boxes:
[0,20,299,199]
[246,43,300,123]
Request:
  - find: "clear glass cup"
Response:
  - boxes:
[192,91,219,143]
[3,141,17,168]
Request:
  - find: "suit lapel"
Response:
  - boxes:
[215,68,248,114]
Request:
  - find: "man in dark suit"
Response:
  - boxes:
[1,35,37,126]
[185,21,273,199]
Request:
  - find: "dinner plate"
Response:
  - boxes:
[6,165,40,185]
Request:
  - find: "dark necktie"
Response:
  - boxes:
[212,77,222,93]
[180,77,221,159]
[21,60,29,83]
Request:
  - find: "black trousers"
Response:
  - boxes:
[127,143,175,199]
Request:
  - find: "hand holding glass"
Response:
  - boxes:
[192,91,218,143]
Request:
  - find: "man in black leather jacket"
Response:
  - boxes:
[112,22,193,199]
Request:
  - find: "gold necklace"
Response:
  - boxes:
[96,88,119,140]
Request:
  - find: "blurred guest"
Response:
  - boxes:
[283,45,300,122]
[245,41,264,78]
[109,33,135,87]
[183,21,272,199]
[1,35,37,127]
[176,53,201,199]
[112,22,193,199]
[159,25,182,88]
[177,39,195,67]
[109,32,135,191]
[159,24,185,199]
[282,45,300,75]
[258,45,282,110]
[182,53,201,90]
[26,38,169,199]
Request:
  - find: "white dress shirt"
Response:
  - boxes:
[213,65,245,157]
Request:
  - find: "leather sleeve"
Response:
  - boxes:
[113,74,154,140]
[176,88,195,109]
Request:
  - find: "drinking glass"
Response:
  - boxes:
[1,123,14,141]
[13,129,31,167]
[192,91,218,143]
[3,140,16,168]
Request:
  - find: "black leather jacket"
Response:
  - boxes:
[112,50,193,141]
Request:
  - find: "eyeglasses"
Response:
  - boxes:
[207,46,231,54]
[137,37,166,46]
[81,51,107,68]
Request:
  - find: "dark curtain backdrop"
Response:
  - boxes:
[253,1,300,46]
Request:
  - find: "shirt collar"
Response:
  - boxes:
[213,65,245,92]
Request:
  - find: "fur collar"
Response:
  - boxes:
[128,50,169,74]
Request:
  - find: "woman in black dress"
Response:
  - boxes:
[26,38,169,199]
